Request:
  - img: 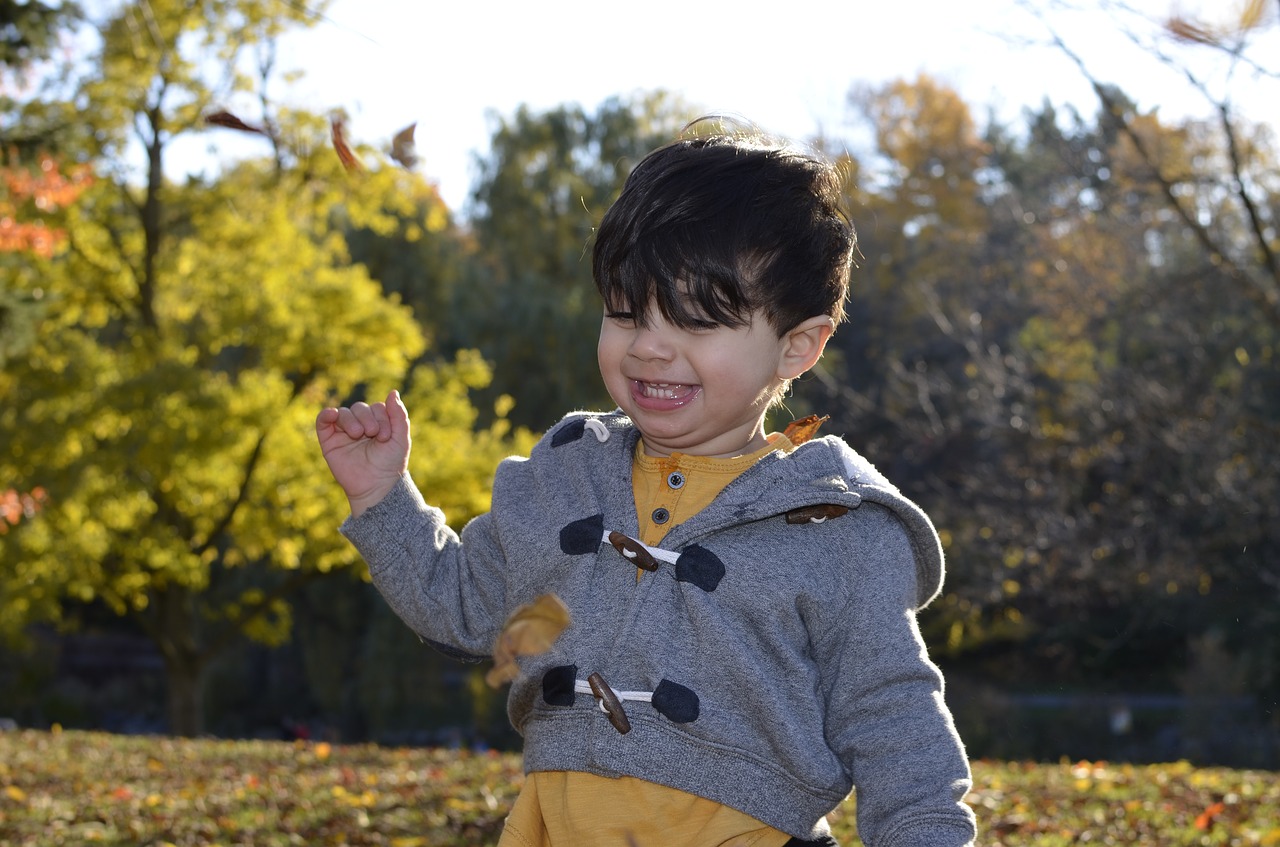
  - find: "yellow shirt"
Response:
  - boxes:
[500,434,798,847]
[633,435,793,548]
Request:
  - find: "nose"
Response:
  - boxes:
[628,323,674,362]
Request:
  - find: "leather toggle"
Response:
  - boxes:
[587,671,632,734]
[609,531,660,571]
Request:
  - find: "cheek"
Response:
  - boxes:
[597,328,624,377]
[704,342,783,396]
[596,328,611,361]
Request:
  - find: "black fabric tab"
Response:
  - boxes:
[550,419,586,447]
[542,664,578,706]
[674,545,725,592]
[652,679,699,723]
[559,514,604,555]
[783,835,840,847]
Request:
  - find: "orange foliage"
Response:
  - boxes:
[0,153,93,257]
[0,487,47,534]
[1194,800,1226,830]
[0,155,81,528]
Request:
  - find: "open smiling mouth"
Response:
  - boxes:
[640,382,694,399]
[632,380,701,408]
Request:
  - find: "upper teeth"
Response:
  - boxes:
[643,383,685,398]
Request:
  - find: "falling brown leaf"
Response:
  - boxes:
[1239,0,1266,30]
[1168,0,1266,43]
[783,414,829,446]
[204,110,266,135]
[330,115,362,172]
[390,122,419,169]
[1165,16,1219,45]
[485,594,572,688]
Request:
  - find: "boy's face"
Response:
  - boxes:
[597,302,791,458]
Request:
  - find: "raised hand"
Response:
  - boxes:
[316,390,411,517]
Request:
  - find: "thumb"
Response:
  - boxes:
[387,390,411,442]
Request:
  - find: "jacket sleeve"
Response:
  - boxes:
[339,471,509,661]
[812,503,977,847]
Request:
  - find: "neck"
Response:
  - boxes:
[639,428,771,459]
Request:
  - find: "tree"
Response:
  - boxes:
[812,75,1037,655]
[1026,0,1279,326]
[0,154,89,534]
[0,1,81,74]
[1018,0,1280,698]
[0,0,86,531]
[461,93,695,429]
[819,54,1280,719]
[0,0,531,736]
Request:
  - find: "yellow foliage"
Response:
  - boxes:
[400,352,537,531]
[1018,316,1101,387]
[0,139,526,652]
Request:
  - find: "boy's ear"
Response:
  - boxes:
[777,316,836,380]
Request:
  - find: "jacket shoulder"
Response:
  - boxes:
[814,436,946,609]
[538,410,635,450]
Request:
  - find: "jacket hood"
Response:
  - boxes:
[557,411,947,609]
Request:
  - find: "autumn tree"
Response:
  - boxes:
[0,154,89,534]
[827,60,1279,711]
[1020,0,1280,696]
[0,0,86,533]
[0,1,80,74]
[812,75,1039,657]
[0,0,532,736]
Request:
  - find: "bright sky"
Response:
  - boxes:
[200,0,1277,214]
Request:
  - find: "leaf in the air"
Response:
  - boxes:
[486,594,571,688]
[331,115,362,172]
[391,122,419,169]
[205,110,266,135]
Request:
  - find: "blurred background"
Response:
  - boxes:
[1,0,1277,768]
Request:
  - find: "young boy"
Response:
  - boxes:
[316,130,977,847]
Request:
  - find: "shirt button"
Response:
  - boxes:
[651,507,670,524]
[666,472,686,489]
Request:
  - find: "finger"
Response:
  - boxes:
[369,401,393,442]
[337,405,368,437]
[349,402,378,436]
[387,390,410,442]
[315,407,339,436]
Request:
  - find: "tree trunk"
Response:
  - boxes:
[164,654,207,738]
[149,584,208,737]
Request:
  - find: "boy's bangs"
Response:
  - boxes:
[603,233,753,330]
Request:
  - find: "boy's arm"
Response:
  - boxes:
[816,505,977,847]
[318,391,508,656]
[340,474,509,659]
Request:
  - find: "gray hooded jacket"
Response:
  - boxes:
[341,411,976,846]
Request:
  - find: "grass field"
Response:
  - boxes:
[0,729,1277,845]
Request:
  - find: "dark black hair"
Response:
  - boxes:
[592,126,856,336]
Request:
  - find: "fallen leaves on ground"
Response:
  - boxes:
[0,732,1277,846]
[0,729,521,846]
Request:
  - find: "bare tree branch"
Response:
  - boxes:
[1032,13,1280,327]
